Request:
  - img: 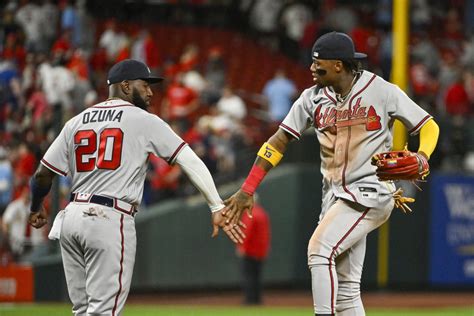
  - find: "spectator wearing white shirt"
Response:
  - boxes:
[39,0,59,50]
[99,20,128,62]
[37,55,75,115]
[15,0,44,52]
[279,0,313,60]
[248,0,284,49]
[2,186,47,262]
[216,86,247,121]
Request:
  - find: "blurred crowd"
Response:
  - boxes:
[0,0,473,264]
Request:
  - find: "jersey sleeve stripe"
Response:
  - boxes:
[408,115,432,135]
[168,141,188,164]
[323,88,337,105]
[279,124,301,139]
[41,159,67,176]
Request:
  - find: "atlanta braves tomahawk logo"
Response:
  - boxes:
[314,97,381,131]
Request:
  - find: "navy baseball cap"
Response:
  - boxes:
[107,59,164,85]
[312,31,367,60]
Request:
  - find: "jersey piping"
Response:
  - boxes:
[111,214,125,316]
[323,88,337,105]
[168,141,187,164]
[341,74,377,202]
[92,104,134,109]
[409,115,432,135]
[41,158,67,176]
[328,207,370,314]
[279,123,301,139]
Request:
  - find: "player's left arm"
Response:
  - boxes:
[393,117,439,158]
[417,118,439,160]
[29,164,56,228]
[377,118,439,184]
[174,146,246,244]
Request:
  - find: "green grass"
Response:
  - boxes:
[0,304,474,316]
[0,304,473,316]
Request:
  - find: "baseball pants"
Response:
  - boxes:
[308,197,394,316]
[60,202,136,316]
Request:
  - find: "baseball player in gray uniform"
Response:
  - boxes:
[28,59,245,316]
[224,32,439,315]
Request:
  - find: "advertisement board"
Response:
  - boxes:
[429,174,474,285]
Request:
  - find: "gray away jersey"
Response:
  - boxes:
[41,99,186,206]
[280,70,432,207]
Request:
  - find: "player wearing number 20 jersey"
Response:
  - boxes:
[27,59,245,316]
[42,98,185,207]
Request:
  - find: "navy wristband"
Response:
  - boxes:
[30,177,51,212]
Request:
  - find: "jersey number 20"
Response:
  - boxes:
[74,128,124,172]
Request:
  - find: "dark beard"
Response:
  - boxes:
[132,88,148,110]
[315,69,327,76]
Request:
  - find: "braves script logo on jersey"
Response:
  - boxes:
[314,97,381,131]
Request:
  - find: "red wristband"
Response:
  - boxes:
[241,165,267,195]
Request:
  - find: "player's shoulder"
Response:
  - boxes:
[300,84,323,99]
[358,70,397,96]
[90,99,136,111]
[88,99,156,119]
[360,70,393,89]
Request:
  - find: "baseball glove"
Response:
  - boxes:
[371,150,429,181]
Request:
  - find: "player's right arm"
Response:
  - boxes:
[29,164,56,228]
[223,129,294,225]
[29,121,70,229]
[223,87,315,225]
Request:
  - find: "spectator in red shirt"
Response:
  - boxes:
[51,29,73,61]
[147,154,181,204]
[12,142,37,198]
[236,201,271,305]
[25,84,49,126]
[67,49,89,81]
[143,30,161,72]
[444,77,471,115]
[178,44,200,73]
[131,29,162,73]
[161,73,199,122]
[2,34,26,71]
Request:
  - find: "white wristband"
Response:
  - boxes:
[210,203,225,213]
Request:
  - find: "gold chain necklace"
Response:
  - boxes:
[336,73,358,103]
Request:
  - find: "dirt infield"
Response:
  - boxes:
[128,290,474,308]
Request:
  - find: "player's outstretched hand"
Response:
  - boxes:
[222,189,254,225]
[211,210,246,244]
[28,208,48,228]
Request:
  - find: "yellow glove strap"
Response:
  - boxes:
[257,142,283,167]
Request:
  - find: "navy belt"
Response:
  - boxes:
[70,193,136,217]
